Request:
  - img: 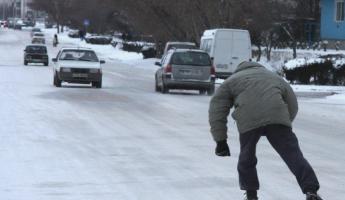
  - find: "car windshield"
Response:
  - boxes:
[26,46,47,54]
[168,44,196,51]
[171,52,211,66]
[59,50,99,62]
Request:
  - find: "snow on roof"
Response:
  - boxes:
[203,28,248,37]
[166,41,196,45]
[60,47,93,51]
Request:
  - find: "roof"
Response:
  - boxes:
[60,47,94,51]
[168,49,207,53]
[26,44,47,47]
[166,41,196,45]
[202,28,249,37]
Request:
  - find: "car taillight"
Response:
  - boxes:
[211,65,216,76]
[164,64,172,73]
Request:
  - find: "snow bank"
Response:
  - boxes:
[42,28,143,62]
[284,58,325,69]
[291,85,345,93]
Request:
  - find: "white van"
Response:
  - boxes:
[200,29,252,79]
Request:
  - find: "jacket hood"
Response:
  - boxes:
[235,61,265,73]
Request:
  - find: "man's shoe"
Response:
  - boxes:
[306,192,323,200]
[244,192,258,200]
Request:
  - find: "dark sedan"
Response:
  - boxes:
[24,45,49,66]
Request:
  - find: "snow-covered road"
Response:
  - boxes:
[0,28,344,200]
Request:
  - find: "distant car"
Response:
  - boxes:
[14,20,25,30]
[23,20,35,27]
[155,49,215,95]
[32,36,45,44]
[141,44,157,59]
[7,18,16,28]
[68,30,80,38]
[45,21,54,28]
[0,20,8,28]
[85,35,112,44]
[163,42,197,55]
[24,45,49,66]
[52,48,105,88]
[31,28,42,37]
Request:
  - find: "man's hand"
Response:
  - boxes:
[215,140,231,157]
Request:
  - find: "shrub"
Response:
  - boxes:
[283,60,335,85]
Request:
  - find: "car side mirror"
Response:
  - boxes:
[155,62,162,67]
[52,58,57,62]
[100,60,106,64]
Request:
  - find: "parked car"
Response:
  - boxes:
[31,36,45,44]
[155,49,215,95]
[85,35,112,44]
[0,20,8,28]
[24,45,49,66]
[14,19,25,30]
[141,44,157,59]
[68,30,80,38]
[163,42,197,55]
[200,29,252,79]
[52,48,105,88]
[45,21,54,28]
[7,18,16,28]
[23,20,35,27]
[31,28,42,37]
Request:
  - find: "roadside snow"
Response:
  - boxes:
[284,58,325,69]
[43,28,143,62]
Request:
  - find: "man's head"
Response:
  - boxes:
[235,61,265,73]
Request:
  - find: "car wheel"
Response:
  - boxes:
[24,61,28,66]
[96,81,102,88]
[54,72,62,87]
[44,62,49,66]
[155,76,160,92]
[199,90,206,95]
[91,82,97,88]
[161,83,169,94]
[207,86,215,96]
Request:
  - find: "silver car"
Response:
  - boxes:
[155,49,215,95]
[163,42,197,55]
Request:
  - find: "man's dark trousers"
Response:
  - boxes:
[237,124,320,193]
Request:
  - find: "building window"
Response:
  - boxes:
[336,0,345,21]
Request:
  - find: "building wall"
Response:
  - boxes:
[321,0,345,40]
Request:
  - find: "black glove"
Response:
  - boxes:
[215,140,231,157]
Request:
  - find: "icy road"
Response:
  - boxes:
[0,28,344,200]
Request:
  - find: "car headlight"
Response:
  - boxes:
[89,68,100,73]
[61,67,71,72]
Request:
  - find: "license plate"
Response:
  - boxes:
[217,64,228,69]
[72,73,88,78]
[180,69,192,75]
[180,69,202,76]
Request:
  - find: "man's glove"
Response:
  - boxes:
[215,140,231,157]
